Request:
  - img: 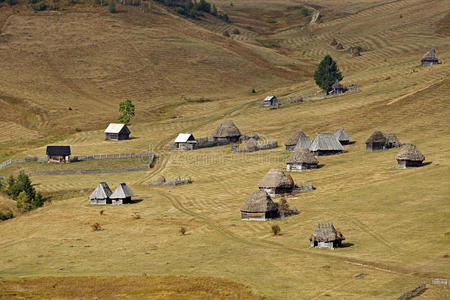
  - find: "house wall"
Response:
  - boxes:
[241,212,266,221]
[91,199,107,205]
[287,163,317,171]
[48,155,70,163]
[315,150,343,156]
[366,143,385,151]
[398,160,422,168]
[285,145,296,151]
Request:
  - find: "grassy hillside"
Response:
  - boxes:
[0,0,449,298]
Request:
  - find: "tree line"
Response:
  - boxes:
[156,0,230,22]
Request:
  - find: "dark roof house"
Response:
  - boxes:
[46,146,71,163]
[240,190,278,221]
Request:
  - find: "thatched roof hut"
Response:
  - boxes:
[240,190,278,221]
[421,48,439,66]
[385,133,401,148]
[89,182,112,205]
[286,148,318,172]
[334,128,350,145]
[285,130,307,151]
[258,168,294,196]
[309,133,344,155]
[310,223,345,249]
[110,183,134,205]
[365,131,387,151]
[212,120,241,142]
[396,144,425,168]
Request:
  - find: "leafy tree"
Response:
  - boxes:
[109,0,116,13]
[314,55,343,92]
[118,99,135,124]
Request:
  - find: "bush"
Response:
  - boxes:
[271,224,281,235]
[31,2,47,11]
[252,88,256,94]
[300,7,310,17]
[108,0,116,13]
[29,0,39,4]
[91,223,103,231]
[223,30,230,37]
[219,13,230,23]
[5,0,17,5]
[179,227,186,235]
[232,28,240,35]
[266,18,277,24]
[0,210,14,221]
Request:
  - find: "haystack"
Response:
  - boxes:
[285,130,307,151]
[89,182,112,205]
[334,128,350,145]
[396,144,425,168]
[286,148,318,172]
[240,190,278,221]
[421,48,439,66]
[309,133,344,155]
[309,223,345,249]
[212,120,241,143]
[258,168,294,196]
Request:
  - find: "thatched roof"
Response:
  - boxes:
[110,183,134,199]
[366,131,387,144]
[385,133,400,145]
[240,190,278,213]
[396,144,425,161]
[310,223,345,242]
[258,169,294,189]
[89,182,112,200]
[286,148,318,164]
[295,136,312,149]
[422,48,437,61]
[285,130,307,146]
[334,129,350,142]
[243,138,258,151]
[331,79,343,89]
[309,133,344,151]
[212,120,241,138]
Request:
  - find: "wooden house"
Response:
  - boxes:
[309,133,344,156]
[240,190,278,221]
[46,146,71,163]
[285,130,308,151]
[286,148,319,172]
[334,128,350,145]
[396,144,425,168]
[89,182,112,205]
[258,168,294,197]
[105,123,130,141]
[365,131,387,151]
[329,79,346,95]
[294,136,312,150]
[110,183,134,205]
[212,120,241,143]
[174,133,198,150]
[309,223,345,249]
[263,96,279,108]
[421,49,439,66]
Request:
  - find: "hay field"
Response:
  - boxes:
[0,0,449,298]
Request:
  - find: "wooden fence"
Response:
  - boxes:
[397,284,426,300]
[431,278,449,285]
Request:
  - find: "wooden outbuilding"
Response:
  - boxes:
[46,146,71,163]
[89,182,112,205]
[110,183,134,205]
[365,131,387,151]
[240,190,278,221]
[174,133,198,150]
[330,79,346,95]
[263,96,279,108]
[309,133,344,156]
[212,120,241,143]
[396,144,425,168]
[285,130,308,151]
[258,168,294,197]
[334,128,350,145]
[286,148,319,172]
[105,123,130,141]
[421,49,439,66]
[310,223,345,249]
[385,133,401,148]
[295,136,312,150]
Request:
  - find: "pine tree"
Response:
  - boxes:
[109,0,117,13]
[314,55,343,92]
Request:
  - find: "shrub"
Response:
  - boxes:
[99,210,104,215]
[223,30,230,37]
[91,223,102,231]
[29,0,39,4]
[251,88,256,94]
[271,224,281,236]
[108,0,116,13]
[266,18,277,24]
[5,0,17,5]
[300,7,310,17]
[220,13,230,23]
[232,28,240,35]
[179,227,186,235]
[0,210,14,221]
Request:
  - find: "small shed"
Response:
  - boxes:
[334,128,350,145]
[258,168,294,197]
[309,133,344,156]
[110,183,134,205]
[285,130,308,151]
[421,49,439,66]
[240,190,278,221]
[286,148,319,172]
[310,223,345,249]
[89,182,112,205]
[263,96,279,108]
[212,120,241,143]
[105,123,130,141]
[396,144,425,168]
[330,79,346,95]
[174,133,198,150]
[365,131,387,151]
[46,146,71,163]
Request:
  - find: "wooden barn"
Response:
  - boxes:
[309,223,345,249]
[105,123,130,141]
[258,168,294,197]
[240,190,278,221]
[329,79,346,95]
[110,183,134,205]
[263,96,279,108]
[89,182,112,205]
[285,130,308,151]
[46,146,71,163]
[421,48,439,66]
[286,148,319,172]
[396,144,425,168]
[365,131,387,151]
[309,133,344,156]
[334,128,350,145]
[212,120,241,143]
[174,133,198,150]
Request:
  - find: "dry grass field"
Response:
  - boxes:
[0,0,449,298]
